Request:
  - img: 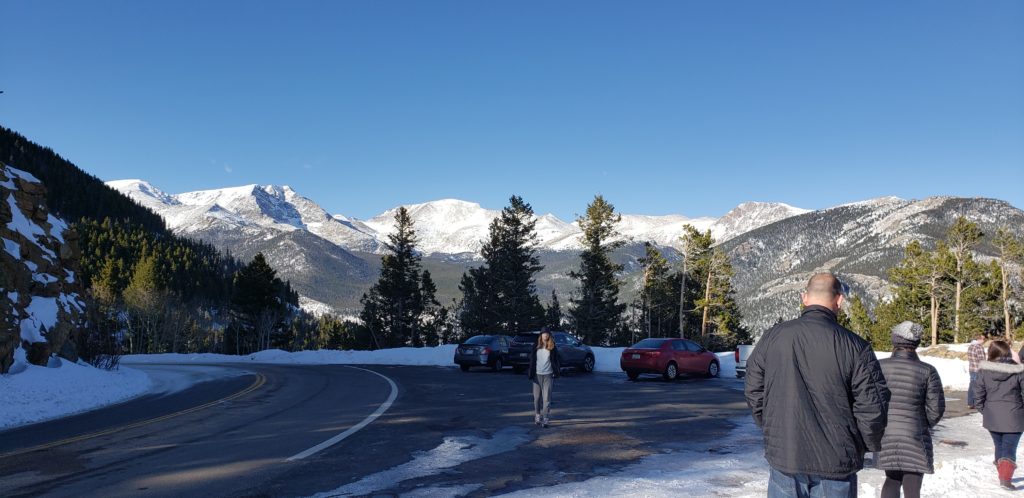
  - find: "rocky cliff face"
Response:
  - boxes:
[1,164,86,373]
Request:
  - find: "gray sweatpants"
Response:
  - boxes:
[532,374,553,420]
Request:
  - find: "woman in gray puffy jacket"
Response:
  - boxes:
[977,339,1024,490]
[877,321,945,498]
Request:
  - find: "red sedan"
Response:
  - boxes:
[620,338,720,381]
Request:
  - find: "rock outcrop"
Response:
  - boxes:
[1,164,86,373]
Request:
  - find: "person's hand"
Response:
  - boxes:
[864,452,878,468]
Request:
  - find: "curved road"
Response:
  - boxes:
[0,363,847,497]
[0,364,395,498]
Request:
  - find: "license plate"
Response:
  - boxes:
[631,354,640,359]
[519,353,528,358]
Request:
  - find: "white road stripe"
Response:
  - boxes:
[286,366,399,461]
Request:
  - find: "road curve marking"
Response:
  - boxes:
[286,366,399,461]
[0,372,267,460]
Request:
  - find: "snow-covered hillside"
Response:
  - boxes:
[108,179,807,256]
[108,180,382,253]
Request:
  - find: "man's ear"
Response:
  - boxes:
[836,294,845,310]
[800,291,810,308]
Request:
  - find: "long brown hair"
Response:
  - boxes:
[536,332,555,351]
[988,340,1012,362]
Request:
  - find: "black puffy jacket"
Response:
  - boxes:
[977,359,1024,433]
[744,306,890,479]
[877,350,945,474]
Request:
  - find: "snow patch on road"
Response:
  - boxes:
[498,417,768,497]
[308,427,532,498]
[495,413,1008,498]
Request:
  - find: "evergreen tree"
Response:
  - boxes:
[232,253,288,353]
[123,253,166,353]
[545,289,563,330]
[886,240,954,345]
[995,227,1024,339]
[458,196,545,335]
[681,225,748,348]
[946,216,984,343]
[419,270,445,346]
[843,294,876,342]
[636,242,678,339]
[568,195,626,345]
[359,207,423,348]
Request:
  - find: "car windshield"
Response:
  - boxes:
[632,338,668,349]
[512,334,538,344]
[465,336,493,345]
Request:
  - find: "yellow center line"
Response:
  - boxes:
[0,372,267,460]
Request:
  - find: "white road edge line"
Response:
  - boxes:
[286,366,399,461]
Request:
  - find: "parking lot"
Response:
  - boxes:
[251,364,751,497]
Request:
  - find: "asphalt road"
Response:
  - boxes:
[0,362,977,497]
[0,364,395,497]
[252,367,752,497]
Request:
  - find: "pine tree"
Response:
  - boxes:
[681,225,747,347]
[419,270,444,346]
[545,289,563,330]
[995,227,1023,339]
[568,195,626,345]
[123,253,166,353]
[359,207,423,348]
[458,196,545,335]
[886,240,954,345]
[636,242,678,339]
[946,216,984,343]
[844,294,875,341]
[232,252,288,354]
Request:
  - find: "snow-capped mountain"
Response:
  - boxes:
[104,179,1024,322]
[110,179,809,258]
[362,200,803,254]
[722,196,1024,334]
[108,180,382,253]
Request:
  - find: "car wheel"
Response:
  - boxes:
[513,365,526,374]
[460,364,470,372]
[706,360,720,378]
[626,370,640,381]
[663,362,678,381]
[582,355,595,373]
[736,371,745,379]
[492,358,503,372]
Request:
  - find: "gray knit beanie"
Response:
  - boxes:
[891,321,923,349]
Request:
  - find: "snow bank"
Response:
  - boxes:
[0,360,152,431]
[876,352,970,391]
[125,346,741,378]
[123,345,461,367]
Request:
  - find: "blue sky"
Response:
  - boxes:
[1,1,1021,220]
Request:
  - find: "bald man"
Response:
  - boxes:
[745,273,890,498]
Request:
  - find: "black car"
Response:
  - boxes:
[508,331,596,374]
[454,335,512,372]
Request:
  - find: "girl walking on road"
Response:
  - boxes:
[877,321,945,498]
[529,328,561,428]
[977,340,1024,490]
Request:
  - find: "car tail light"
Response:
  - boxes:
[482,348,491,355]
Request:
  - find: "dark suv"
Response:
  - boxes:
[508,331,596,374]
[454,335,512,372]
